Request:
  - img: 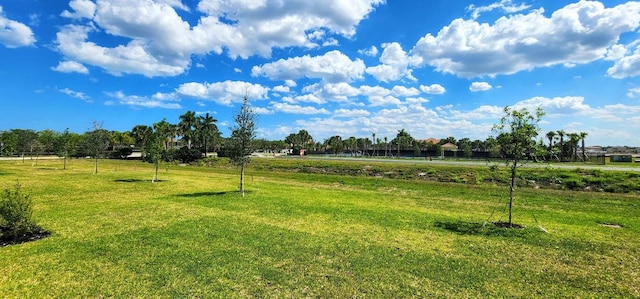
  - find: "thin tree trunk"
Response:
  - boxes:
[63,155,67,170]
[508,158,517,227]
[240,163,245,197]
[94,157,98,174]
[153,160,159,182]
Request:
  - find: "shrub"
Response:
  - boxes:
[117,147,133,159]
[0,184,37,241]
[564,178,584,190]
[174,147,203,164]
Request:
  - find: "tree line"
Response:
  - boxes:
[0,110,589,163]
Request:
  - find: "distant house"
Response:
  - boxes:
[441,142,458,151]
[423,138,441,144]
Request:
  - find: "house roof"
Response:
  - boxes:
[423,137,440,144]
[441,142,458,149]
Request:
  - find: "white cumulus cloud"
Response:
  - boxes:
[0,5,36,48]
[366,42,418,82]
[252,50,366,83]
[51,61,89,74]
[412,1,640,78]
[54,0,383,77]
[469,82,492,92]
[420,84,446,94]
[176,80,269,105]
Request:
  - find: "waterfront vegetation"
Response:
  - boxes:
[1,158,639,297]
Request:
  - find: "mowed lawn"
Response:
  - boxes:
[1,158,638,297]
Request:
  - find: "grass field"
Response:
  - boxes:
[1,158,639,297]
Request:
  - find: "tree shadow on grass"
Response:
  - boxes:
[0,225,51,247]
[434,220,531,238]
[114,179,168,183]
[176,190,254,198]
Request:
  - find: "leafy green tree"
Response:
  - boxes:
[58,129,80,170]
[325,135,343,156]
[297,130,312,152]
[344,137,357,155]
[493,106,544,227]
[131,125,153,159]
[152,119,175,150]
[228,97,257,197]
[392,129,413,157]
[12,129,38,162]
[284,133,302,153]
[84,122,110,174]
[147,130,163,182]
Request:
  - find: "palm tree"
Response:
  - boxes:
[384,136,388,157]
[297,130,312,153]
[325,135,343,156]
[345,137,357,155]
[545,131,556,153]
[394,129,413,157]
[579,132,588,162]
[372,132,376,157]
[556,130,566,161]
[131,125,153,158]
[198,113,218,156]
[568,133,581,161]
[178,111,197,149]
[153,119,175,150]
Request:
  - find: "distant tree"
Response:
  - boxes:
[38,129,59,154]
[493,106,544,227]
[483,136,500,158]
[284,133,300,153]
[579,132,588,162]
[197,113,218,156]
[228,97,257,197]
[556,130,566,161]
[297,130,312,151]
[372,132,376,156]
[153,119,175,151]
[440,136,457,146]
[325,135,343,156]
[545,131,556,154]
[131,125,153,159]
[13,129,38,162]
[147,129,163,182]
[58,128,80,170]
[84,122,110,174]
[178,111,198,149]
[384,136,388,157]
[567,133,581,161]
[357,138,370,156]
[392,129,413,157]
[344,137,357,155]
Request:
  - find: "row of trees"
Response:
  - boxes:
[278,128,590,161]
[0,125,589,163]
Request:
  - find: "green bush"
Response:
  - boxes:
[0,184,36,241]
[564,178,584,190]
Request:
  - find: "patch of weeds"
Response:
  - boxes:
[563,178,584,190]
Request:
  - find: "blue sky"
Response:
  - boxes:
[1,0,639,146]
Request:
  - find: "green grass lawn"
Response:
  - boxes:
[1,158,639,297]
